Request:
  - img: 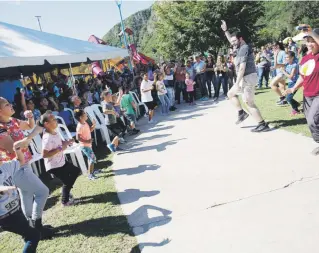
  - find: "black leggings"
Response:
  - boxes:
[50,162,80,204]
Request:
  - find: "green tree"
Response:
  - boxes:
[154,1,264,60]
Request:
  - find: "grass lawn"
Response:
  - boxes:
[253,88,310,137]
[0,145,139,253]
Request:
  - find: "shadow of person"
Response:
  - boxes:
[53,205,171,239]
[165,113,205,122]
[130,238,171,253]
[146,125,174,133]
[118,189,160,205]
[128,205,172,236]
[53,215,134,238]
[132,134,172,142]
[74,189,159,206]
[114,164,160,176]
[269,117,307,128]
[117,139,186,155]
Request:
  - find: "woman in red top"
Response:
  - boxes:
[286,28,319,155]
[0,97,52,238]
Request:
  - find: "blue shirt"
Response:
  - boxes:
[276,50,286,75]
[285,62,299,83]
[193,61,206,74]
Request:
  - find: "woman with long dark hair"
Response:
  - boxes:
[213,55,228,101]
[205,55,215,98]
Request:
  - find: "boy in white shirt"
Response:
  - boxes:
[140,73,156,124]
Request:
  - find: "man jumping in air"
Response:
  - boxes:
[221,20,269,132]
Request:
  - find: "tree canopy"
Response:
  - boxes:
[103,1,319,60]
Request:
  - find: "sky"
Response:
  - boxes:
[0,0,154,41]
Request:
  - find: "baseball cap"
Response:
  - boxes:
[303,28,319,39]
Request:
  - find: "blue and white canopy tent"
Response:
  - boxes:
[0,21,128,77]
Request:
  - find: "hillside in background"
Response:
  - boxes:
[103,1,319,60]
[102,6,157,59]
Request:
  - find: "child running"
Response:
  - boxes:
[40,112,81,207]
[74,109,99,180]
[120,84,140,135]
[185,73,196,105]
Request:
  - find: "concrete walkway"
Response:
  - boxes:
[113,99,319,253]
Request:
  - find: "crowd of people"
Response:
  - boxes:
[1,20,319,252]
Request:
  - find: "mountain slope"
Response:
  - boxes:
[102,6,157,58]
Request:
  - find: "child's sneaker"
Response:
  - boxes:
[93,169,102,175]
[291,109,300,116]
[107,143,116,153]
[62,200,75,207]
[88,174,97,180]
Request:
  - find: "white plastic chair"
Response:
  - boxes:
[84,106,111,145]
[64,108,78,124]
[55,115,76,138]
[28,141,43,177]
[130,91,148,116]
[57,124,87,175]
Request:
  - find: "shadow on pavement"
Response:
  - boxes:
[129,205,172,236]
[130,238,171,253]
[74,189,160,205]
[165,113,205,122]
[117,139,186,154]
[112,164,160,176]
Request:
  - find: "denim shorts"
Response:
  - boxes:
[80,147,97,164]
[125,113,136,125]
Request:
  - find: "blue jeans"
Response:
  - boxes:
[214,75,228,98]
[166,87,175,107]
[0,210,40,253]
[286,82,299,110]
[257,67,270,88]
[158,94,170,114]
[14,166,49,220]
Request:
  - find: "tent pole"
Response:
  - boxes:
[69,63,77,95]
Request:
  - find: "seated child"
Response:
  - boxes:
[74,109,99,180]
[120,85,140,135]
[40,112,81,207]
[101,90,121,152]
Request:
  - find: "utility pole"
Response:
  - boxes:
[35,16,42,32]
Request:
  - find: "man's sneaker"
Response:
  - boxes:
[213,97,218,102]
[235,111,249,125]
[251,122,270,132]
[119,137,126,144]
[148,119,157,124]
[277,100,288,106]
[311,147,319,156]
[107,143,116,153]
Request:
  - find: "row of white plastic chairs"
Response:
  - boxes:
[25,91,148,177]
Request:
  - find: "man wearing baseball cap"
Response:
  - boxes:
[286,28,319,155]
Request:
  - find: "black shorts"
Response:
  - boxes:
[145,101,155,110]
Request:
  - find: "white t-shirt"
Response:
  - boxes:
[0,160,20,217]
[140,80,154,103]
[42,131,65,171]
